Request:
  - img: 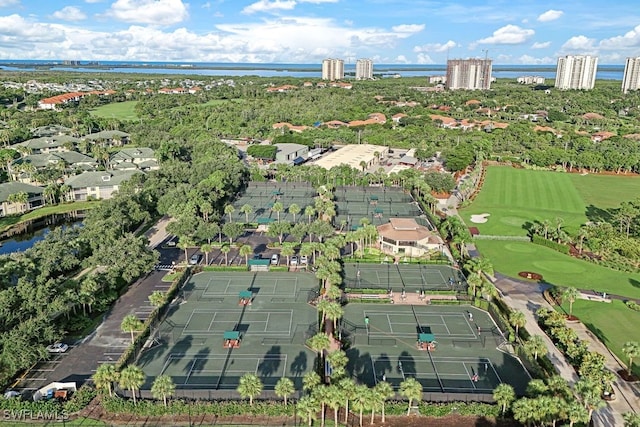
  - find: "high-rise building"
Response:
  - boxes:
[355,58,373,80]
[622,57,640,94]
[321,58,344,81]
[554,55,598,90]
[445,59,492,90]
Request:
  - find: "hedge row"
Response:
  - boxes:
[531,235,570,254]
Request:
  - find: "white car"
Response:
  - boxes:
[290,256,298,266]
[300,255,308,265]
[46,343,69,353]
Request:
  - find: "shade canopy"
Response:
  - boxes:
[239,290,252,298]
[418,333,435,343]
[223,331,240,340]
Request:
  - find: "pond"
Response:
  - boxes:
[0,212,85,255]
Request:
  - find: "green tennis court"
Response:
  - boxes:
[342,304,530,395]
[230,182,317,224]
[344,263,467,292]
[138,272,319,391]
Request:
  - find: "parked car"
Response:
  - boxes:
[270,254,280,265]
[46,343,69,353]
[300,255,308,265]
[290,256,299,266]
[189,254,202,265]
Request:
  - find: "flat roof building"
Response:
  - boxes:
[622,57,640,94]
[356,59,373,80]
[313,144,389,171]
[555,55,598,90]
[446,59,492,90]
[322,58,344,81]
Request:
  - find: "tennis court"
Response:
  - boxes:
[230,182,317,224]
[342,304,530,395]
[344,263,467,293]
[334,185,424,227]
[138,272,319,391]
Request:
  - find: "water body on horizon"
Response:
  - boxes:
[0,61,625,81]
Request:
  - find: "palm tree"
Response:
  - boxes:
[525,335,548,361]
[288,203,301,222]
[562,287,580,317]
[302,371,321,394]
[239,244,253,266]
[224,204,235,223]
[374,381,395,423]
[493,383,515,415]
[93,363,119,397]
[148,290,165,307]
[274,377,295,406]
[297,395,320,427]
[351,384,370,427]
[281,243,295,266]
[119,365,145,405]
[272,201,284,222]
[305,205,316,224]
[622,341,640,377]
[466,272,483,297]
[623,412,640,427]
[566,400,590,427]
[317,299,331,323]
[121,314,144,345]
[7,192,28,213]
[312,385,330,427]
[399,377,422,415]
[575,378,606,422]
[466,257,494,278]
[200,243,213,265]
[221,244,231,266]
[326,350,348,380]
[338,377,357,424]
[325,384,343,427]
[509,311,526,340]
[575,227,589,255]
[325,284,342,301]
[240,203,253,224]
[151,374,175,407]
[177,237,194,263]
[325,301,344,331]
[306,332,331,358]
[237,373,263,406]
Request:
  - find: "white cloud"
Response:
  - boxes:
[531,41,551,49]
[518,54,554,65]
[242,0,296,14]
[537,9,563,22]
[599,24,640,50]
[413,40,457,53]
[561,35,596,51]
[52,6,87,22]
[394,55,409,64]
[202,1,211,8]
[415,53,434,64]
[299,0,338,3]
[105,0,188,26]
[85,0,103,3]
[0,14,66,45]
[476,24,534,45]
[0,0,20,6]
[391,24,425,35]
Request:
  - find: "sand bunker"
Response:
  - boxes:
[470,213,490,224]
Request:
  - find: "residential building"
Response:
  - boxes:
[622,57,640,94]
[313,144,389,171]
[81,130,130,147]
[0,182,44,216]
[11,151,98,183]
[517,76,546,85]
[554,55,598,90]
[355,59,373,80]
[274,143,309,165]
[110,147,159,171]
[64,170,143,201]
[445,59,492,90]
[14,135,80,154]
[321,58,344,81]
[377,218,444,257]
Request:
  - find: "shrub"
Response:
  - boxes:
[63,385,97,414]
[531,235,570,254]
[626,300,640,311]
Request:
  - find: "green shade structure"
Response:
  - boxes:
[374,207,383,214]
[223,331,240,340]
[369,195,379,201]
[418,333,435,343]
[239,290,252,299]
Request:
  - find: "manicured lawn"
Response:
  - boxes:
[474,240,640,299]
[90,101,139,120]
[0,201,100,233]
[560,299,640,377]
[462,167,640,236]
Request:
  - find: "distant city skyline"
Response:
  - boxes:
[1,1,640,64]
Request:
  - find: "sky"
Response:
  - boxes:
[1,0,640,64]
